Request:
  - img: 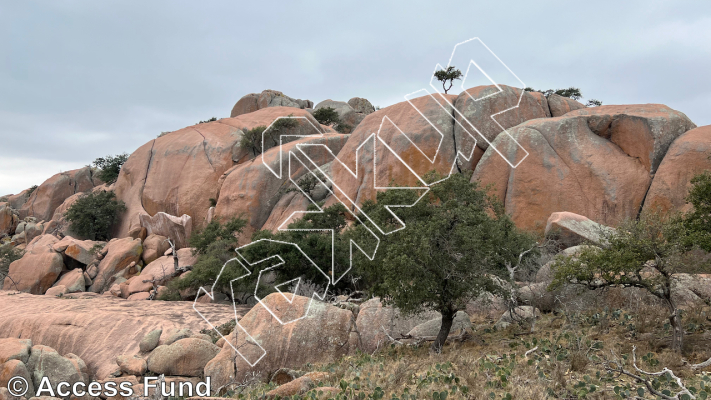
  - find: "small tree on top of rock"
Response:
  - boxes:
[239,125,267,157]
[434,66,463,94]
[354,171,536,352]
[92,153,129,185]
[64,190,126,241]
[684,170,711,251]
[0,244,22,288]
[551,212,710,354]
[313,107,352,134]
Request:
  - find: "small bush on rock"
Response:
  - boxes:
[0,245,22,284]
[64,190,126,241]
[92,153,129,184]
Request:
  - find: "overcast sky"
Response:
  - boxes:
[1,0,709,195]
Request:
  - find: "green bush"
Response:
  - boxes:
[434,66,463,94]
[92,154,129,185]
[64,191,127,241]
[313,107,341,126]
[0,245,22,285]
[239,125,267,157]
[198,117,217,124]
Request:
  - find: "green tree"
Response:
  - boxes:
[163,216,248,300]
[312,107,340,126]
[92,154,129,185]
[64,191,126,241]
[684,171,711,251]
[0,245,22,289]
[551,213,709,353]
[354,172,536,352]
[586,99,603,107]
[239,125,267,157]
[433,66,463,94]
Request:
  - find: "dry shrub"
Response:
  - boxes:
[570,351,588,372]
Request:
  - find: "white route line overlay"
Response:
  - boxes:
[193,37,529,367]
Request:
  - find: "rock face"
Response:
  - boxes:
[454,85,549,154]
[643,125,711,214]
[26,345,86,399]
[3,235,64,294]
[113,107,324,239]
[139,213,192,250]
[547,94,585,117]
[355,298,439,353]
[565,104,696,173]
[472,113,657,233]
[146,338,219,377]
[348,97,375,115]
[406,311,471,338]
[0,291,240,380]
[141,234,170,265]
[214,133,349,237]
[231,90,313,118]
[545,212,614,248]
[19,167,100,222]
[204,293,356,390]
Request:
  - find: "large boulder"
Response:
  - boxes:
[146,338,219,377]
[314,100,365,131]
[472,115,653,233]
[0,204,18,237]
[355,298,439,353]
[454,85,549,156]
[52,269,86,294]
[544,212,614,248]
[348,97,375,115]
[25,345,86,400]
[6,189,32,211]
[138,213,192,250]
[547,94,585,117]
[141,234,170,265]
[214,133,349,237]
[565,104,696,173]
[0,291,239,380]
[126,248,197,295]
[0,338,32,364]
[204,293,356,390]
[87,237,142,293]
[62,238,103,265]
[19,167,100,222]
[0,359,33,399]
[3,235,64,294]
[113,107,323,239]
[406,311,471,338]
[643,125,711,214]
[231,90,313,118]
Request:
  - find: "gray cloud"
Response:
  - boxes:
[1,0,709,195]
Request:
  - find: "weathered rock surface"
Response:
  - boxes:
[314,100,364,131]
[643,125,711,213]
[547,94,585,117]
[3,235,64,294]
[141,234,170,265]
[355,298,439,353]
[0,204,18,237]
[0,338,32,364]
[113,107,324,239]
[139,329,162,353]
[26,345,86,399]
[406,311,471,337]
[0,359,33,399]
[126,248,196,296]
[330,92,459,206]
[0,291,241,379]
[115,354,147,376]
[19,167,99,222]
[472,115,653,233]
[146,338,219,377]
[347,97,375,115]
[139,213,192,250]
[565,104,696,173]
[88,238,142,293]
[545,212,614,248]
[454,85,549,155]
[53,269,86,294]
[231,90,313,118]
[204,293,356,390]
[214,133,349,237]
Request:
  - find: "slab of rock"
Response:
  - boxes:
[146,338,219,377]
[0,291,241,380]
[88,237,142,293]
[63,239,102,265]
[3,235,64,294]
[545,212,614,248]
[45,285,67,297]
[547,94,585,117]
[139,213,191,250]
[406,311,471,338]
[204,293,356,391]
[643,125,711,214]
[6,189,32,211]
[231,90,313,118]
